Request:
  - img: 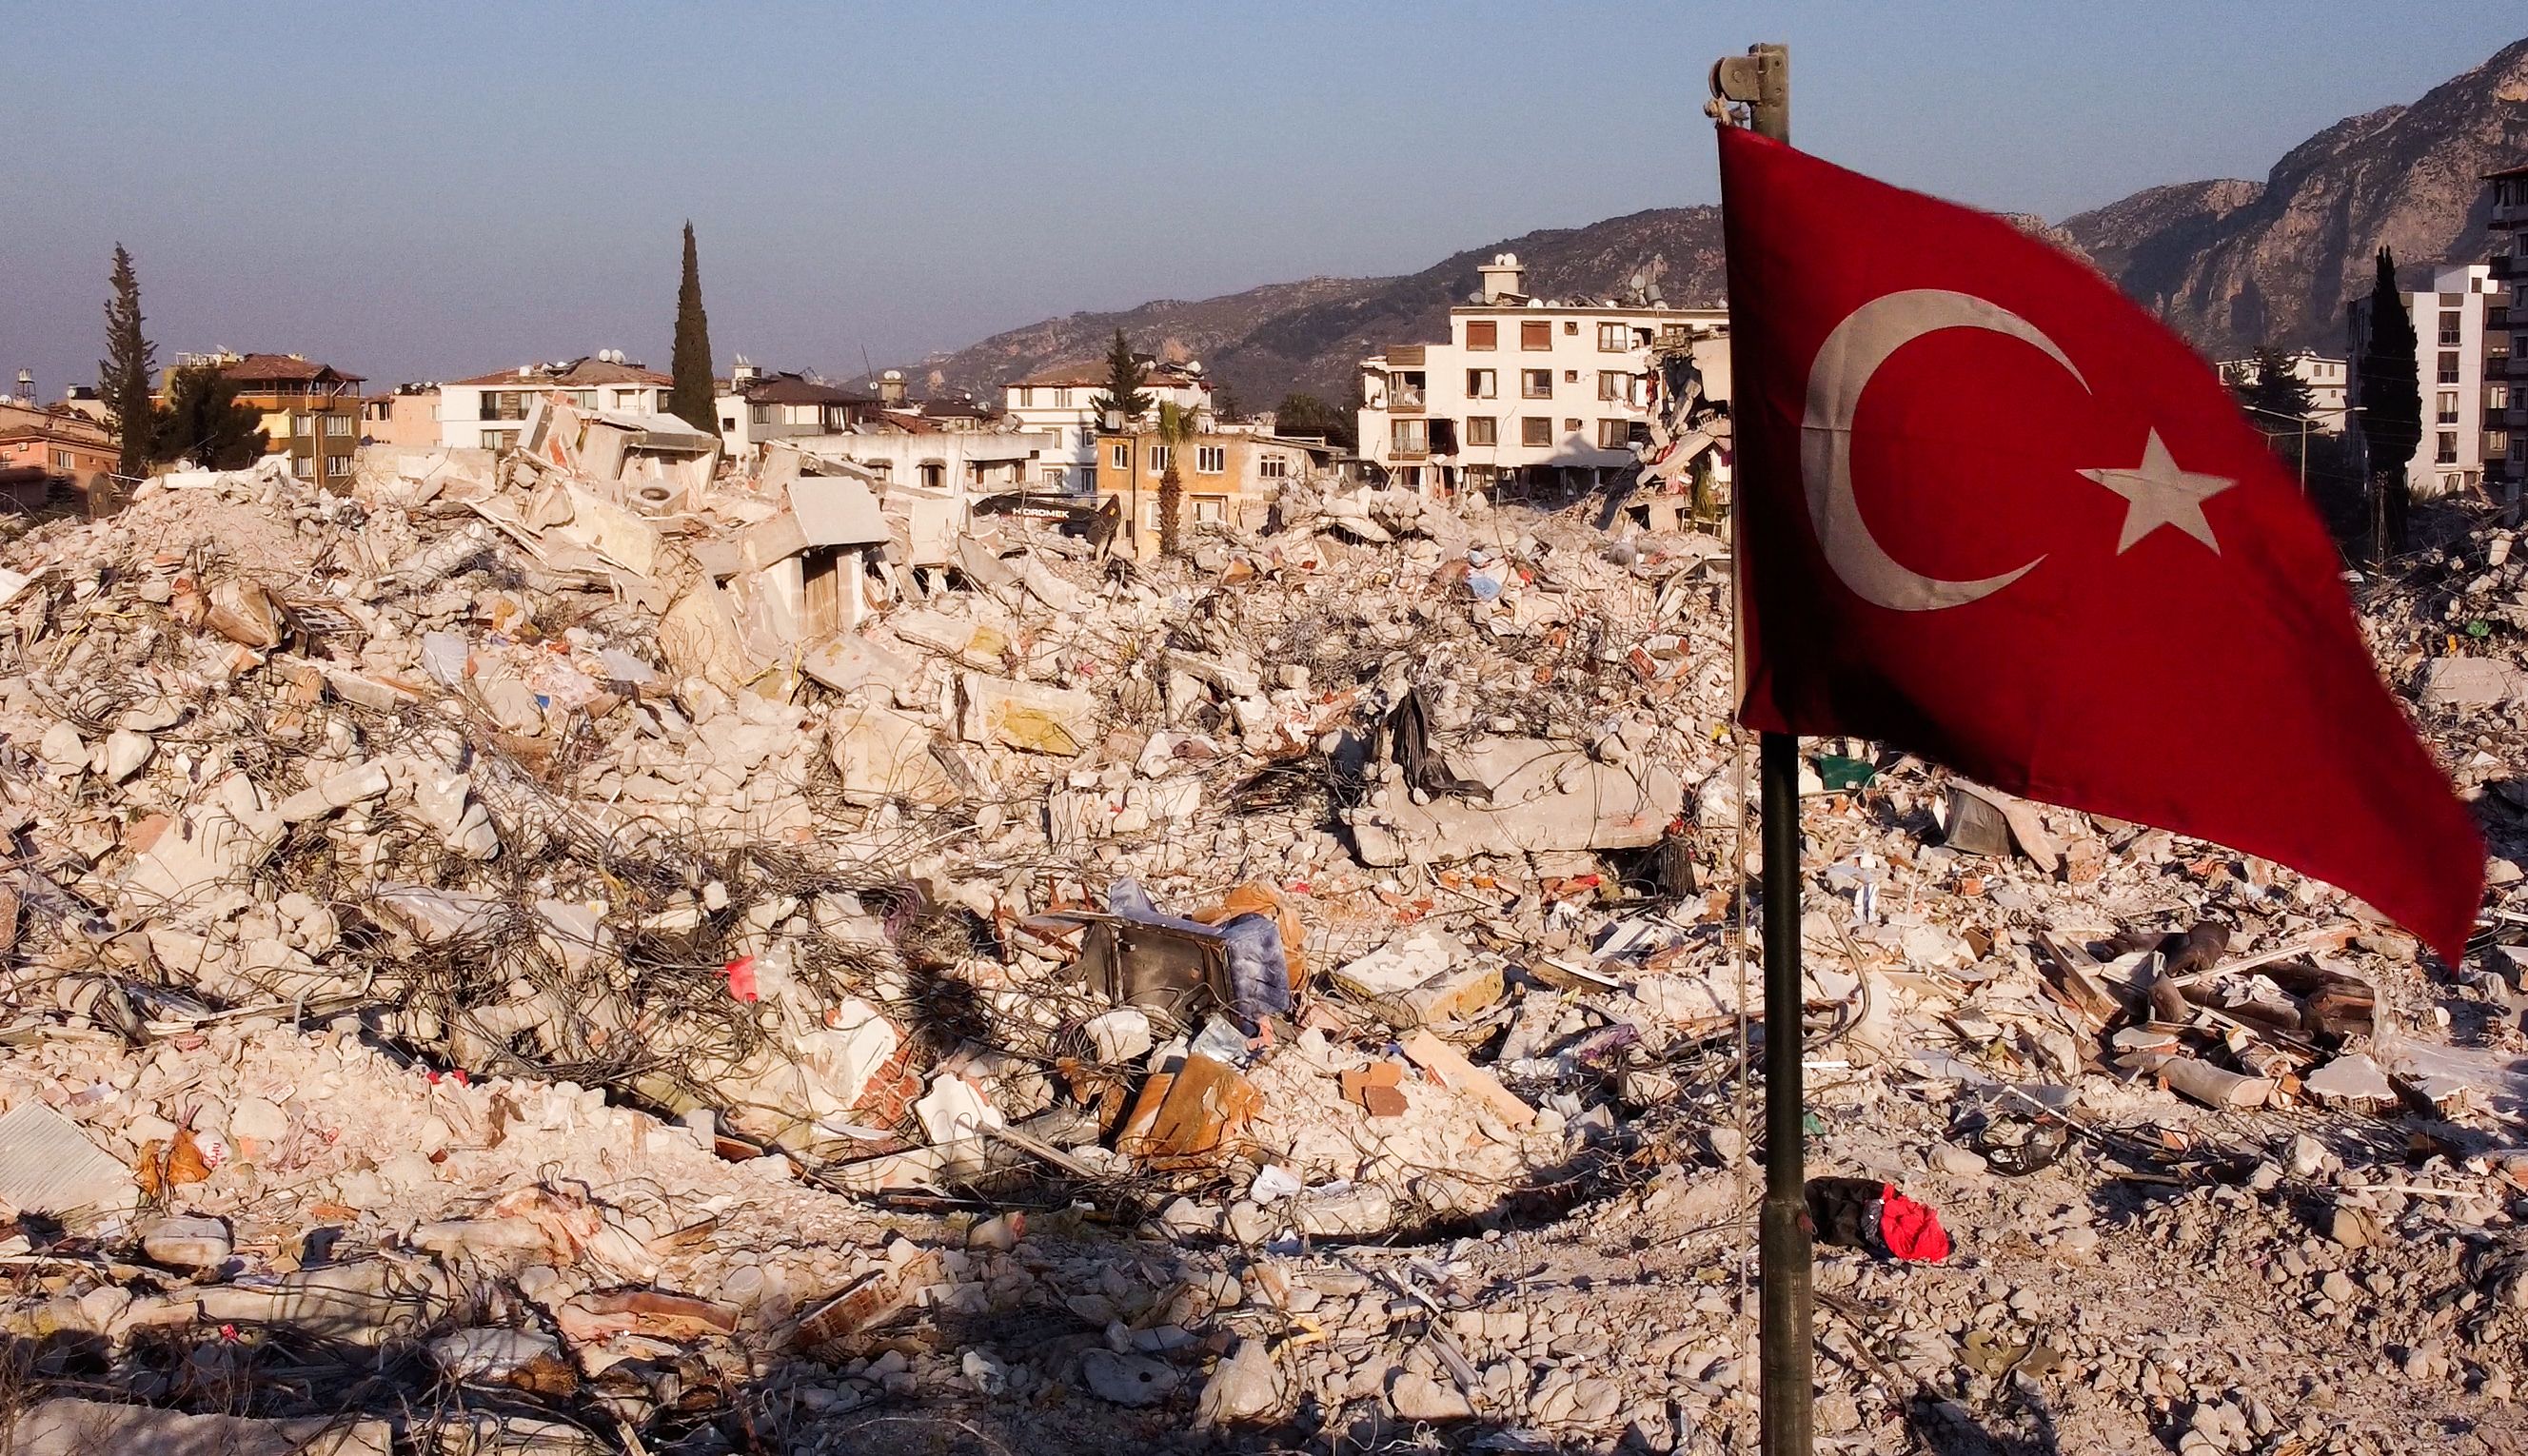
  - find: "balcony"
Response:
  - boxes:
[1388,385,1424,414]
[1386,344,1426,367]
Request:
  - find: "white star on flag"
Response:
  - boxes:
[2078,429,2238,554]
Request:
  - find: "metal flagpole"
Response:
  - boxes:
[1710,42,1812,1456]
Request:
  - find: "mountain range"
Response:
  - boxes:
[909,37,2528,409]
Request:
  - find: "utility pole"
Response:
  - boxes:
[1710,41,1810,1456]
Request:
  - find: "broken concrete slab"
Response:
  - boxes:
[956,671,1099,756]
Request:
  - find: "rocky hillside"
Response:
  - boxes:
[2064,36,2528,355]
[918,36,2528,407]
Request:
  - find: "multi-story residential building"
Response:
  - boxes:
[2348,263,2498,500]
[363,385,442,448]
[2214,349,2351,433]
[715,362,879,456]
[1357,253,1727,495]
[1001,357,1213,492]
[437,352,672,451]
[0,400,117,483]
[1092,426,1328,559]
[2486,163,2528,510]
[164,352,366,485]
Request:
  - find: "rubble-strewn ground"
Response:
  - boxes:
[0,453,2521,1454]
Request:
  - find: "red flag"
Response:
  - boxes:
[1717,126,2482,961]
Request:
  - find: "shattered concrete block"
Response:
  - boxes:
[277,759,392,822]
[1349,738,1681,866]
[9,1400,391,1456]
[1329,929,1503,1026]
[957,671,1098,756]
[204,577,283,648]
[2420,656,2527,710]
[122,773,285,914]
[800,633,918,698]
[828,701,958,806]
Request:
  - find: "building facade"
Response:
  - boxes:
[715,365,879,457]
[1357,253,1727,495]
[2348,264,2500,500]
[2487,163,2528,509]
[1091,427,1321,559]
[0,401,117,482]
[438,353,673,451]
[363,387,442,448]
[2214,349,2351,433]
[1002,358,1213,492]
[165,352,367,485]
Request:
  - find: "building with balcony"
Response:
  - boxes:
[1356,253,1726,496]
[714,361,880,457]
[2485,163,2528,508]
[438,352,673,451]
[162,352,366,485]
[2214,349,2351,433]
[1091,426,1331,560]
[1001,357,1213,492]
[2347,263,2499,500]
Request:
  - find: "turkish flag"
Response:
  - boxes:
[1718,126,2482,962]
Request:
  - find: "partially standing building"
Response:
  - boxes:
[1357,253,1726,497]
[2348,263,2498,500]
[437,353,673,452]
[2485,163,2527,510]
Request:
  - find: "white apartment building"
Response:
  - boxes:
[714,360,879,457]
[1357,253,1727,495]
[2348,263,2502,499]
[437,352,675,451]
[1000,357,1213,492]
[2215,349,2350,433]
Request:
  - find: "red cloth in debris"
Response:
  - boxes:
[1716,125,2481,962]
[1876,1184,1951,1263]
[724,955,760,1003]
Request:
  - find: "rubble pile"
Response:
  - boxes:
[0,443,2520,1453]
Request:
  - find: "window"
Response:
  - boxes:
[567,390,598,410]
[1194,496,1228,523]
[2488,430,2511,460]
[326,455,349,476]
[1466,416,1497,446]
[2437,430,2459,464]
[1017,386,1037,407]
[286,413,307,438]
[1110,443,1130,470]
[1466,368,1496,399]
[1143,502,1163,530]
[51,449,73,471]
[1521,416,1551,446]
[2439,390,2461,423]
[1195,444,1225,474]
[1596,323,1629,351]
[918,461,945,489]
[291,455,313,478]
[482,428,518,450]
[1563,321,1579,335]
[1391,419,1429,455]
[615,389,640,408]
[1258,454,1288,479]
[2439,351,2461,384]
[1466,320,1497,350]
[1055,388,1073,407]
[1042,465,1067,487]
[721,416,738,432]
[324,413,351,436]
[1598,370,1637,403]
[1563,369,1579,384]
[750,403,771,424]
[1596,419,1631,449]
[2489,384,2510,412]
[1147,445,1170,474]
[1521,369,1552,399]
[481,390,527,422]
[1519,320,1551,350]
[2440,313,2463,346]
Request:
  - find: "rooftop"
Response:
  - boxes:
[449,357,670,388]
[212,352,366,386]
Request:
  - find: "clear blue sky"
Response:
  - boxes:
[7,3,2521,397]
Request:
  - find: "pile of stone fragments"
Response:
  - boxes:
[0,449,2520,1455]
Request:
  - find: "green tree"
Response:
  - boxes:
[1089,329,1151,428]
[1154,401,1198,558]
[98,244,156,479]
[150,364,269,469]
[669,221,718,435]
[1271,391,1356,451]
[2239,344,2315,425]
[2357,247,2421,558]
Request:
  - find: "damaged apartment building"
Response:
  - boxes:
[1358,252,1729,504]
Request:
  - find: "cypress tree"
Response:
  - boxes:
[98,244,156,479]
[1089,329,1152,428]
[669,221,718,435]
[2357,247,2421,558]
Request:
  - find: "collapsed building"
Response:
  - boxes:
[0,353,2521,1453]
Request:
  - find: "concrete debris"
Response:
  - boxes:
[0,443,2516,1452]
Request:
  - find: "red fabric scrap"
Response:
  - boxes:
[1877,1184,1951,1263]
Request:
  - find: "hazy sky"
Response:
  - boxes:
[8,3,2522,397]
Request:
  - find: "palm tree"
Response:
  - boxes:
[1155,400,1197,557]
